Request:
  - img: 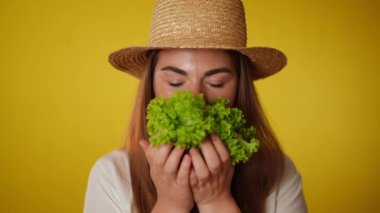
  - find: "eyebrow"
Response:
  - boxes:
[161,66,187,76]
[205,68,232,76]
[160,66,232,76]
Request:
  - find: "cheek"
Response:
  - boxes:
[223,84,238,106]
[153,77,174,98]
[204,81,238,106]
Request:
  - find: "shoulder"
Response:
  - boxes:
[279,155,304,198]
[84,150,133,213]
[266,155,308,213]
[90,149,130,180]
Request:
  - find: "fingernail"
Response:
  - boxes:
[184,154,191,162]
[139,139,148,150]
[190,148,197,154]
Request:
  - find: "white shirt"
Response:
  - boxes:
[84,150,307,213]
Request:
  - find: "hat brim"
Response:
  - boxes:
[108,46,287,80]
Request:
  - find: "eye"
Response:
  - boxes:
[208,82,224,88]
[168,82,184,87]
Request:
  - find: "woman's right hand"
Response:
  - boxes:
[139,139,194,213]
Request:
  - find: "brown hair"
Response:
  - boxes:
[124,50,285,213]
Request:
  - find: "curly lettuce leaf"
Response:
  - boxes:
[146,92,212,148]
[146,91,260,164]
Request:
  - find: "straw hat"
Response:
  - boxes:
[109,0,287,80]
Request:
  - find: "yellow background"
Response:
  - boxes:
[1,0,379,212]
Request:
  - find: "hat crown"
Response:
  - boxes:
[149,0,247,48]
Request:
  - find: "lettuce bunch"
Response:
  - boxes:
[146,91,259,164]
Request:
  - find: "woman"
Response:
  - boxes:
[84,0,307,212]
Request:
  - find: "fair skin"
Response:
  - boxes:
[139,49,240,212]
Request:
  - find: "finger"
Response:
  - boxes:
[177,154,192,186]
[190,168,198,187]
[152,144,174,166]
[139,139,150,162]
[164,147,186,175]
[190,148,210,181]
[200,138,222,174]
[210,134,231,164]
[139,139,149,152]
[146,143,173,167]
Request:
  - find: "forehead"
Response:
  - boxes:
[155,48,236,71]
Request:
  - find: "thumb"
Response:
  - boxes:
[139,139,149,152]
[139,139,152,164]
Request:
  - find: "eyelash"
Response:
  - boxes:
[168,82,225,88]
[168,82,184,87]
[209,83,224,88]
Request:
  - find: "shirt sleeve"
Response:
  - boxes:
[275,156,308,213]
[83,151,132,213]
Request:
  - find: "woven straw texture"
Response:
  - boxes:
[109,0,287,79]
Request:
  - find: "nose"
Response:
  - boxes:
[187,81,209,102]
[189,82,202,95]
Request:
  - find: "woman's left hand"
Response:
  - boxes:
[189,134,240,212]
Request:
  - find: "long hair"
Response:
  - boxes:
[125,50,285,213]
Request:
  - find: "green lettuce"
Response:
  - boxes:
[146,91,259,164]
